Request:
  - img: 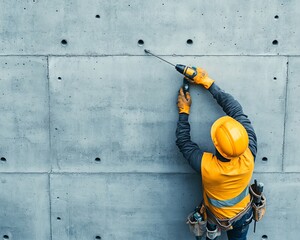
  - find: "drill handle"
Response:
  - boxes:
[182,78,190,95]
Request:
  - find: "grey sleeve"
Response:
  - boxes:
[175,113,203,173]
[208,83,257,159]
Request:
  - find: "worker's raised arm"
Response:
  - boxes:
[208,83,257,159]
[176,88,203,173]
[185,67,257,159]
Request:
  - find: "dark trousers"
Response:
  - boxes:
[205,207,253,240]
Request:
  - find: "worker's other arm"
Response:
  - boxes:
[176,113,203,173]
[208,83,257,159]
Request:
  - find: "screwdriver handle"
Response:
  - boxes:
[253,180,264,204]
[257,182,264,195]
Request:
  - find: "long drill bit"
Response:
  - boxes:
[144,49,175,67]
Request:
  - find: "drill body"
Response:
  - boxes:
[176,64,215,90]
[175,64,198,80]
[175,64,198,94]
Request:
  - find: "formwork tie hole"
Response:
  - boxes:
[272,40,278,45]
[57,217,61,221]
[274,15,279,19]
[262,235,268,240]
[186,39,193,45]
[95,15,100,18]
[3,235,9,240]
[61,39,68,46]
[137,39,144,46]
[1,157,6,162]
[273,77,277,80]
[95,236,101,240]
[58,77,62,81]
[95,157,101,162]
[262,157,268,162]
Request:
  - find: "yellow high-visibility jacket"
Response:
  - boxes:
[201,148,254,219]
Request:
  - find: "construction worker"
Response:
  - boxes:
[176,67,257,240]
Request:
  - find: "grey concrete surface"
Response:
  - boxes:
[50,173,202,240]
[49,173,300,240]
[0,174,51,240]
[284,57,300,172]
[0,0,299,240]
[49,56,286,173]
[0,0,299,55]
[0,57,50,172]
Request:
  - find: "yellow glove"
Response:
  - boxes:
[188,67,214,89]
[177,88,192,114]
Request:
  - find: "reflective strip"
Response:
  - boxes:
[208,186,249,208]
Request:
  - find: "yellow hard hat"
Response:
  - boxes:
[211,116,249,159]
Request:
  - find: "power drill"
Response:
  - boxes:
[144,49,198,95]
[176,65,198,95]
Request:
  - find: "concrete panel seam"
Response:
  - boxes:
[47,56,53,174]
[0,171,290,174]
[47,57,54,240]
[48,171,293,176]
[50,172,198,176]
[1,54,300,57]
[282,56,290,172]
[0,172,50,175]
[48,173,53,240]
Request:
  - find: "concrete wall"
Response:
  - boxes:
[0,0,299,239]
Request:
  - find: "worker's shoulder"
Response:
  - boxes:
[241,148,255,166]
[243,148,254,158]
[202,151,214,158]
[201,152,216,166]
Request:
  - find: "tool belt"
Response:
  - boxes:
[187,185,266,236]
[249,183,267,222]
[186,201,251,237]
[205,199,252,231]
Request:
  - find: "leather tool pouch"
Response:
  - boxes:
[186,204,207,237]
[249,184,266,221]
[252,194,266,221]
